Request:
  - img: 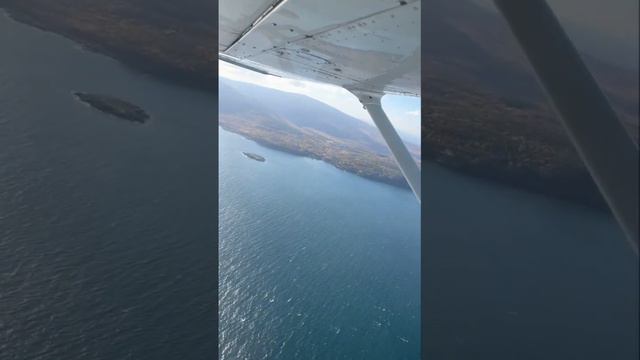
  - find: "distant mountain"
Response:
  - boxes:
[220,78,421,158]
[219,78,419,190]
[470,0,639,71]
[424,0,638,126]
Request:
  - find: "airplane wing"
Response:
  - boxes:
[220,0,639,249]
[219,0,422,202]
[219,0,420,97]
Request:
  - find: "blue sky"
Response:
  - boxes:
[219,61,421,145]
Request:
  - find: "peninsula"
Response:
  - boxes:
[75,92,149,123]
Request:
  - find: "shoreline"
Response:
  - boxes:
[0,7,218,93]
[220,125,412,191]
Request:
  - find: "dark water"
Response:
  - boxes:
[423,163,638,359]
[0,13,217,359]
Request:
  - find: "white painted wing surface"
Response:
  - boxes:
[219,0,420,96]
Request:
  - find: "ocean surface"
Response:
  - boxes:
[423,164,638,358]
[1,9,637,360]
[0,13,218,359]
[218,129,420,359]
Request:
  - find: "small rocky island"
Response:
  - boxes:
[74,92,149,123]
[242,152,265,162]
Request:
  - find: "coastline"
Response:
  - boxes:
[220,124,411,190]
[0,6,218,93]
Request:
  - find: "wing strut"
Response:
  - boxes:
[494,0,639,253]
[351,90,421,203]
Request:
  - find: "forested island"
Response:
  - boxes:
[242,152,265,162]
[75,93,149,123]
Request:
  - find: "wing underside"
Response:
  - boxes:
[219,0,420,96]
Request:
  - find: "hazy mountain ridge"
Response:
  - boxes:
[470,0,639,70]
[425,0,638,126]
[219,78,420,190]
[221,78,421,156]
